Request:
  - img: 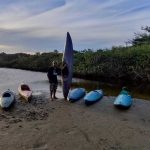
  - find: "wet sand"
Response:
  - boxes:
[0,91,150,150]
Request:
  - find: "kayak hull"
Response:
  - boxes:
[18,84,32,101]
[62,32,73,99]
[114,94,132,109]
[68,88,86,102]
[0,90,15,109]
[84,90,103,105]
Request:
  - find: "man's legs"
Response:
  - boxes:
[53,89,56,99]
[50,83,58,100]
[53,83,58,99]
[50,84,54,101]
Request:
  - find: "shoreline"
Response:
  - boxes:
[0,91,150,149]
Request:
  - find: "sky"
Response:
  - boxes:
[0,0,150,53]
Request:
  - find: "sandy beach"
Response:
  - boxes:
[0,91,150,150]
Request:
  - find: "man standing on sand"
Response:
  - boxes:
[47,61,59,101]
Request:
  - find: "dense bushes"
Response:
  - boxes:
[73,45,150,83]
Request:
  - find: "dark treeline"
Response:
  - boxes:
[0,26,150,85]
[0,52,62,72]
[0,45,150,84]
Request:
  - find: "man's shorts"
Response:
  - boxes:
[50,83,58,91]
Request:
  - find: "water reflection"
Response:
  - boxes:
[70,78,150,100]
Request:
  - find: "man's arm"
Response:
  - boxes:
[47,68,52,81]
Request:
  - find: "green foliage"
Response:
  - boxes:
[74,44,150,83]
[0,52,62,72]
[0,45,150,83]
[128,26,150,46]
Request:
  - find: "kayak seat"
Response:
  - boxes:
[21,85,30,91]
[3,93,11,97]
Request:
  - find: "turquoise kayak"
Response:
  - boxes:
[114,89,132,109]
[84,90,103,105]
[68,88,86,102]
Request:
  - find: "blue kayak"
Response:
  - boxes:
[84,90,103,105]
[68,88,86,102]
[114,90,132,109]
[62,32,73,99]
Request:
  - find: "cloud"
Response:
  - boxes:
[0,0,150,53]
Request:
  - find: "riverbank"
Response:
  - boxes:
[0,91,150,150]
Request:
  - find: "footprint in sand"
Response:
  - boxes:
[122,118,128,121]
[29,143,48,150]
[141,118,146,122]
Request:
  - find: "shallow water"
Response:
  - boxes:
[0,68,63,98]
[0,68,149,100]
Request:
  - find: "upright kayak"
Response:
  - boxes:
[62,32,73,99]
[18,83,32,101]
[0,89,15,109]
[114,88,132,109]
[68,88,86,102]
[84,90,103,105]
